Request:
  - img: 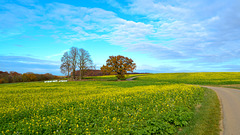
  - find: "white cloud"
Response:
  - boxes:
[18,61,60,66]
[0,56,61,74]
[123,0,240,64]
[128,0,190,20]
[46,49,69,59]
[105,0,123,9]
[108,21,154,46]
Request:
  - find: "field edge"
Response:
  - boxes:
[178,88,221,135]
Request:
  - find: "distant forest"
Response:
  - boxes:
[0,71,59,84]
[0,70,147,84]
[0,70,105,84]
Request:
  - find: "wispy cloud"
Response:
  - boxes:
[0,56,60,66]
[0,56,61,74]
[123,0,240,65]
[105,0,123,10]
[14,44,23,47]
[46,49,70,59]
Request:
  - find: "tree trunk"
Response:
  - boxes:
[67,69,69,78]
[80,69,82,80]
[73,69,75,80]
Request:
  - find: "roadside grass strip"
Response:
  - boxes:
[178,87,221,135]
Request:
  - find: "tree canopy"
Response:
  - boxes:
[101,55,136,79]
[78,48,93,80]
[60,47,93,80]
[60,52,72,78]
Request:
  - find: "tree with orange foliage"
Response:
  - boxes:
[101,55,136,80]
[22,72,37,82]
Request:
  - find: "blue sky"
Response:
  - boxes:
[0,0,240,75]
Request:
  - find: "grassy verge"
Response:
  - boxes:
[178,88,221,135]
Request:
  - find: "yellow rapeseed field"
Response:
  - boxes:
[1,72,231,134]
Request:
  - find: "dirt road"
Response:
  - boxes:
[126,76,137,81]
[202,86,240,135]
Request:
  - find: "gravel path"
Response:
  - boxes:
[202,86,240,135]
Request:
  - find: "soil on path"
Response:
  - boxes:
[126,76,137,81]
[202,86,240,135]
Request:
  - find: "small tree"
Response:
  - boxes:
[101,55,136,80]
[78,48,93,80]
[60,52,72,78]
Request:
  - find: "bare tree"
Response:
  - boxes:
[60,52,72,78]
[78,48,93,80]
[69,47,79,80]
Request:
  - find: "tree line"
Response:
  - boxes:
[0,71,58,84]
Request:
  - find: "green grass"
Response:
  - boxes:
[178,88,221,135]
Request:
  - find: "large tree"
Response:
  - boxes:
[69,47,78,80]
[78,48,93,80]
[101,55,136,80]
[60,52,72,78]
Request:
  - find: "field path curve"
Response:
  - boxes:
[126,76,138,81]
[202,86,240,135]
